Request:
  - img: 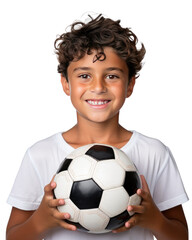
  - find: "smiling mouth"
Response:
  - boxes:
[86,100,111,106]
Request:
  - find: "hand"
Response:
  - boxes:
[33,176,76,234]
[113,175,162,233]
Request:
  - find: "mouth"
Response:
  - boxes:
[85,99,111,108]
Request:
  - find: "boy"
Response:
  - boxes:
[6,14,188,240]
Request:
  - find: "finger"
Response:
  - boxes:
[136,188,151,202]
[60,220,77,231]
[128,205,145,214]
[48,198,65,208]
[125,215,138,229]
[53,209,71,221]
[112,225,127,233]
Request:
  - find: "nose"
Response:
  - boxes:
[90,77,107,94]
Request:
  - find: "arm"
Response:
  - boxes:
[6,178,76,240]
[6,208,41,240]
[152,205,188,240]
[113,176,188,240]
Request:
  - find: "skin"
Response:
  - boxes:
[6,47,188,239]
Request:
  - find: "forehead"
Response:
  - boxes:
[68,47,128,74]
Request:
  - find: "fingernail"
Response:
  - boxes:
[59,199,64,205]
[137,189,142,195]
[71,226,76,231]
[125,222,130,228]
[128,206,132,211]
[64,213,70,219]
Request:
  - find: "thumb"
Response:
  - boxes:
[140,175,150,193]
[44,175,56,197]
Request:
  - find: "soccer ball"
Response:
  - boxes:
[54,143,141,234]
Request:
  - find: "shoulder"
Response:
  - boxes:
[132,131,169,157]
[126,131,173,182]
[26,133,68,168]
[29,133,62,155]
[30,133,61,149]
[21,133,71,182]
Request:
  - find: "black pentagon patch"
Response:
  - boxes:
[70,179,103,209]
[57,158,73,173]
[106,210,131,230]
[65,220,89,232]
[124,171,141,196]
[85,145,115,160]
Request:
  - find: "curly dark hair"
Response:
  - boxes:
[54,14,146,81]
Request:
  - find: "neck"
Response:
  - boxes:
[63,113,132,148]
[76,114,120,143]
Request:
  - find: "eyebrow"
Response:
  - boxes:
[73,67,124,73]
[73,67,92,72]
[105,67,124,73]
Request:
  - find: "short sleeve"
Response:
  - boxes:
[7,149,44,210]
[153,146,188,211]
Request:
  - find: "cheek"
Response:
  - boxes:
[111,83,128,99]
[69,84,86,102]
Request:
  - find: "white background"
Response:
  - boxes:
[0,0,191,239]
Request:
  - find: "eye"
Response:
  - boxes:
[78,74,91,79]
[106,74,119,80]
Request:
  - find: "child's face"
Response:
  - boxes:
[61,47,135,124]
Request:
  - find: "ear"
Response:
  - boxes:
[61,76,70,96]
[126,77,136,98]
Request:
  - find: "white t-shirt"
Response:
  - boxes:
[7,131,188,240]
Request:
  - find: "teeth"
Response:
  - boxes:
[87,100,109,105]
